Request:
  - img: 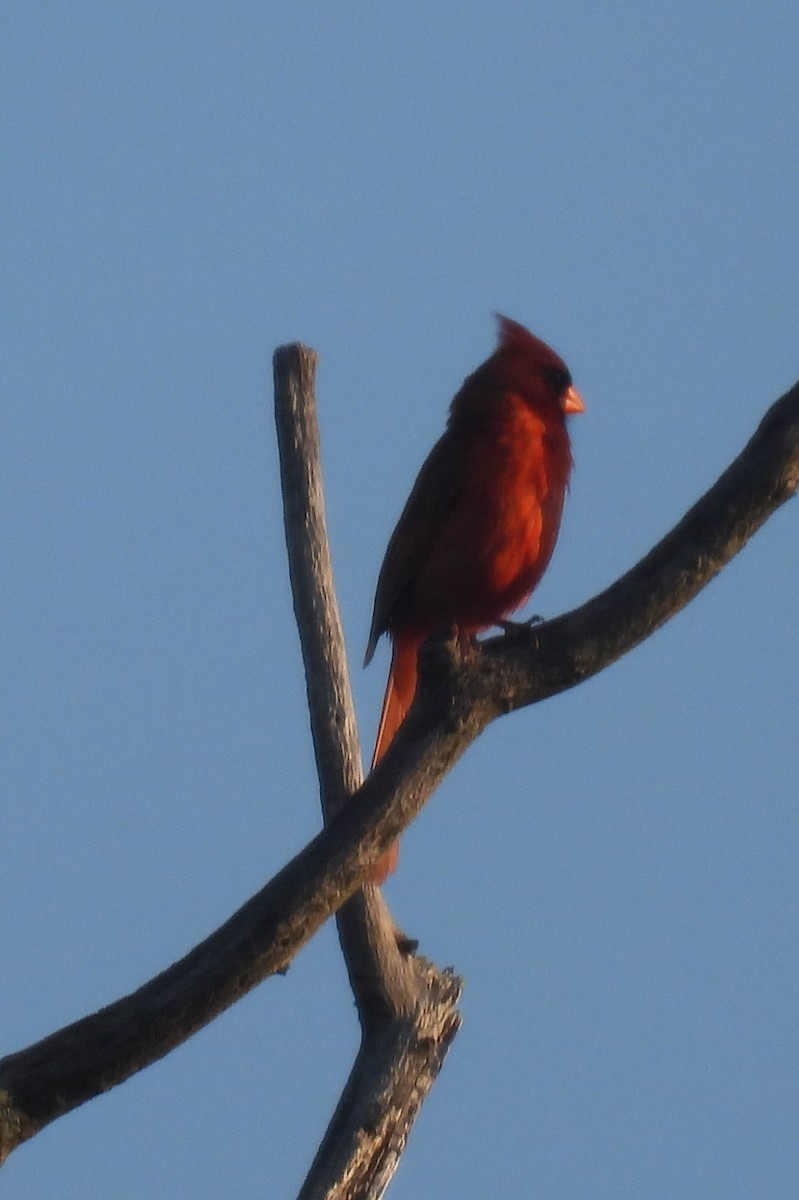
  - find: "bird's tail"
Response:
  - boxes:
[368,634,421,882]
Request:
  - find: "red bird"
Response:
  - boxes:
[364,315,584,880]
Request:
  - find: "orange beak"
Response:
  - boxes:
[562,384,585,415]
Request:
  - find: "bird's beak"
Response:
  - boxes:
[562,385,585,414]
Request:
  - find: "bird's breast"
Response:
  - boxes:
[403,399,571,632]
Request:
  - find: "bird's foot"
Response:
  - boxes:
[499,616,544,643]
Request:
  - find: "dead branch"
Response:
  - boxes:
[1,358,796,1171]
[274,344,462,1199]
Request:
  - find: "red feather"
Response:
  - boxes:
[365,316,584,880]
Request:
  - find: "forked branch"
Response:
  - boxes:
[0,354,796,1175]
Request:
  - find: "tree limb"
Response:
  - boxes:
[273,344,462,1199]
[1,365,796,1169]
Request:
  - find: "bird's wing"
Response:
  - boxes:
[364,430,466,664]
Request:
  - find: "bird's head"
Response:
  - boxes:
[494,314,585,417]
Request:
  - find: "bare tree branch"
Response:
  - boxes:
[273,343,462,1198]
[1,365,796,1169]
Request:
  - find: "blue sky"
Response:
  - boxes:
[2,4,798,1197]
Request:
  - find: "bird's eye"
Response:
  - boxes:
[541,365,572,395]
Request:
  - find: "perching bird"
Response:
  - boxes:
[365,315,584,879]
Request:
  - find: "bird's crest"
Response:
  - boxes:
[494,313,569,376]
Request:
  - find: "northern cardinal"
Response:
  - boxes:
[364,315,584,880]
